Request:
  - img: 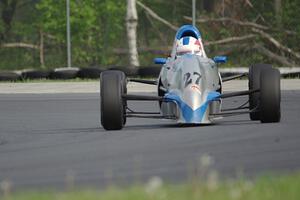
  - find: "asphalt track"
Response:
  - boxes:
[0,90,300,190]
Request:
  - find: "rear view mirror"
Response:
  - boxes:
[154,58,167,65]
[213,56,227,63]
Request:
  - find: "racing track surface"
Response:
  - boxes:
[0,91,300,189]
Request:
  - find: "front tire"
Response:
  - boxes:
[259,68,281,123]
[248,64,272,120]
[100,70,127,130]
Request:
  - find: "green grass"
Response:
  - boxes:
[2,172,300,200]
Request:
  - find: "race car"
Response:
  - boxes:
[100,25,281,130]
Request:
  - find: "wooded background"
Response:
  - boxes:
[0,0,299,70]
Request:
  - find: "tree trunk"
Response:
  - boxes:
[126,0,139,67]
[203,0,215,12]
[274,0,282,26]
[39,29,45,68]
[0,0,18,41]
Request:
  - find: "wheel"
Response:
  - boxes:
[122,73,127,125]
[100,70,127,130]
[0,71,21,81]
[77,67,103,79]
[49,69,79,79]
[21,70,50,79]
[248,64,272,120]
[259,68,281,123]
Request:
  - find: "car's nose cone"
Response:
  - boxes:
[182,84,203,110]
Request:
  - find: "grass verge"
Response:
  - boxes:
[2,172,300,200]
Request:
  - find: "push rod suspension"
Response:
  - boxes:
[220,89,259,99]
[122,94,163,101]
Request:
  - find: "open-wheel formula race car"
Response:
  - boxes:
[100,25,281,130]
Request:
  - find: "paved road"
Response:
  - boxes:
[0,90,299,189]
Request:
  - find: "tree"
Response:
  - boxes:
[274,0,282,26]
[0,0,18,41]
[35,0,127,67]
[0,0,299,69]
[126,0,139,67]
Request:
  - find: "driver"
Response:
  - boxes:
[176,36,206,58]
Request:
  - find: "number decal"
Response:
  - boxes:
[183,72,192,87]
[193,72,201,85]
[183,72,202,87]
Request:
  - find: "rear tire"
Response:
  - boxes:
[260,68,281,123]
[248,64,272,120]
[100,70,127,130]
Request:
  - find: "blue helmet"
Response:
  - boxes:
[175,25,202,40]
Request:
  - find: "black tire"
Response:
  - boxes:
[0,72,21,81]
[138,66,161,77]
[100,70,127,130]
[259,68,281,123]
[49,69,79,79]
[77,67,103,79]
[122,73,127,125]
[248,64,272,120]
[21,70,50,79]
[109,66,138,76]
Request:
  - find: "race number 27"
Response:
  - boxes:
[183,72,201,87]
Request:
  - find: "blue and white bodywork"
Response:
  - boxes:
[158,25,223,124]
